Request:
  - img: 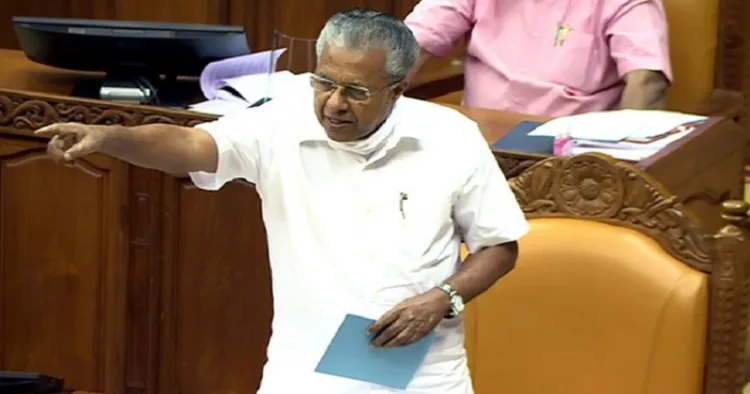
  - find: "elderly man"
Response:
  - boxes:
[35,9,528,394]
[405,0,673,116]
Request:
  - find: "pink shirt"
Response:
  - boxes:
[405,0,673,117]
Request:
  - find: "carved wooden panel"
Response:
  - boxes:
[715,0,748,92]
[511,154,713,271]
[494,154,542,179]
[715,0,750,130]
[157,178,272,394]
[0,93,213,132]
[0,137,128,394]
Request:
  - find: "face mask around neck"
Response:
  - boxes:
[326,122,395,156]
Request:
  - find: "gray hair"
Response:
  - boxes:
[315,9,420,83]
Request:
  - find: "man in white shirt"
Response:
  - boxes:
[36,8,528,394]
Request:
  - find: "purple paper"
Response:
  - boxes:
[199,48,287,99]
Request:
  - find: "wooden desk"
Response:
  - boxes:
[0,51,746,394]
[446,103,746,232]
[0,49,99,94]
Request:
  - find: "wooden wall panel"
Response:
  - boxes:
[112,0,227,25]
[228,0,408,51]
[226,0,275,52]
[0,0,112,49]
[392,0,419,18]
[272,0,395,41]
[0,0,420,52]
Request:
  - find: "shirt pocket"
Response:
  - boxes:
[545,30,600,93]
[391,187,455,268]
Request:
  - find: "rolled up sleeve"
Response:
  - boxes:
[189,107,273,190]
[404,0,475,57]
[453,126,529,253]
[605,0,673,82]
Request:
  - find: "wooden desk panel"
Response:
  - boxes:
[0,54,746,394]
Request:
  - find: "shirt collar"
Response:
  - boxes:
[297,98,420,144]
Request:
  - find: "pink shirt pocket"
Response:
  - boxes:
[545,30,602,94]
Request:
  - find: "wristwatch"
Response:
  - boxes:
[436,283,465,319]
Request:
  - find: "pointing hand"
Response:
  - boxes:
[35,123,107,162]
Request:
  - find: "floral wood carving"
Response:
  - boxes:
[494,153,541,179]
[509,152,713,272]
[0,90,217,130]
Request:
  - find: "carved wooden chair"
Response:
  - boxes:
[406,0,749,122]
[462,153,750,394]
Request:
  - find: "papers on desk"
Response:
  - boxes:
[189,71,311,115]
[188,99,248,117]
[199,48,286,100]
[189,48,313,116]
[315,314,435,390]
[189,71,312,115]
[528,109,708,160]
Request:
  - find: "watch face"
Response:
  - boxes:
[452,295,465,313]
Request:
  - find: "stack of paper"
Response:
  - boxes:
[198,49,286,98]
[190,71,310,116]
[528,110,707,161]
[188,48,313,116]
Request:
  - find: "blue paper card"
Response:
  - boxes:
[314,314,436,390]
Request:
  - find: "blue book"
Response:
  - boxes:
[491,120,552,154]
[315,314,436,390]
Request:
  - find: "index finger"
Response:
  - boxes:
[367,308,399,335]
[34,123,80,138]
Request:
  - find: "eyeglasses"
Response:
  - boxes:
[309,74,399,102]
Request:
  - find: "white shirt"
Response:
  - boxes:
[189,89,529,394]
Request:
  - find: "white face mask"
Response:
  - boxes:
[326,120,395,157]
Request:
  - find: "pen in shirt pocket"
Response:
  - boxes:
[553,24,571,47]
[398,192,408,219]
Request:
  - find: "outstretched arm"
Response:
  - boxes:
[37,123,218,174]
[37,106,273,190]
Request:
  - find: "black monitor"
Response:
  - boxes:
[12,17,251,106]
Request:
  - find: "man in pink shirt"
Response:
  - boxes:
[404,0,673,116]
